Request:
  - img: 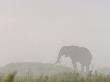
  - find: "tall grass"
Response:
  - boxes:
[2,72,16,82]
[1,71,110,82]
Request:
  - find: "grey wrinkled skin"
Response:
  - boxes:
[55,45,93,72]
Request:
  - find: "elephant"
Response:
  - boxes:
[55,45,93,72]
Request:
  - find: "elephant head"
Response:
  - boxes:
[55,46,69,64]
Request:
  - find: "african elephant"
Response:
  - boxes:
[55,45,93,72]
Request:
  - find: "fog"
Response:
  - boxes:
[0,0,110,69]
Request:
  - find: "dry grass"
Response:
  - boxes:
[1,71,110,82]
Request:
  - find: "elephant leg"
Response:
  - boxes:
[81,64,84,72]
[86,65,89,73]
[72,61,78,72]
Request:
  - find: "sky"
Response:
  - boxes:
[0,0,110,68]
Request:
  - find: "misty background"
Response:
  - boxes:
[0,0,110,69]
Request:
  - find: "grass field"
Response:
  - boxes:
[0,63,109,82]
[1,71,110,82]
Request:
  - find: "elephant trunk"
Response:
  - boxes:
[55,51,63,64]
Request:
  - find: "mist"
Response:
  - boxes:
[0,0,110,69]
